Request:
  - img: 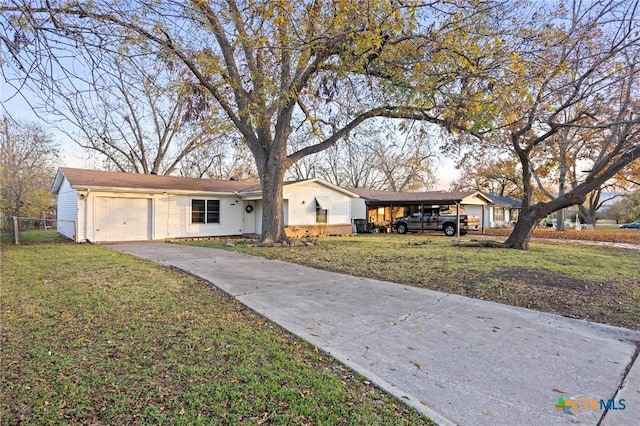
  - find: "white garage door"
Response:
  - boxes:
[95,197,151,242]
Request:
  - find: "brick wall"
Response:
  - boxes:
[285,224,354,238]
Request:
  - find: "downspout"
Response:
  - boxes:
[351,197,357,234]
[84,189,90,242]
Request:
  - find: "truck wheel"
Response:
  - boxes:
[443,223,456,236]
[396,223,408,234]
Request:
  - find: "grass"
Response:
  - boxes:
[1,228,70,244]
[1,243,434,425]
[180,234,640,330]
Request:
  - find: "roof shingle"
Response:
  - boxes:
[56,167,260,193]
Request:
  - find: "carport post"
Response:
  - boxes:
[456,202,461,238]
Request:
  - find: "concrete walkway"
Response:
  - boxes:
[109,242,639,426]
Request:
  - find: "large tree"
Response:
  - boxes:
[0,117,59,218]
[1,0,499,244]
[180,136,258,180]
[451,156,523,198]
[456,0,640,248]
[7,2,636,249]
[287,122,437,191]
[604,191,640,224]
[5,41,234,176]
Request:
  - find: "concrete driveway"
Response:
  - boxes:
[108,242,639,426]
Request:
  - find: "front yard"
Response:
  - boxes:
[1,243,433,425]
[2,231,637,424]
[182,234,640,330]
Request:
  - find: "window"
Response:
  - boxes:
[510,208,519,221]
[315,197,332,223]
[316,204,327,223]
[192,199,220,224]
[493,207,504,222]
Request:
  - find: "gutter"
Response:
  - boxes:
[71,186,237,197]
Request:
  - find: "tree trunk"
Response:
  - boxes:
[256,157,290,245]
[503,191,587,249]
[578,205,596,226]
[259,176,287,244]
[577,189,602,226]
[555,208,565,232]
[502,206,546,249]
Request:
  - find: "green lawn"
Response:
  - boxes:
[1,243,433,425]
[181,234,640,330]
[1,227,70,244]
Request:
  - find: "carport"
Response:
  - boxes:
[349,188,492,236]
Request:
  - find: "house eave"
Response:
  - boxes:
[51,169,65,194]
[69,185,237,197]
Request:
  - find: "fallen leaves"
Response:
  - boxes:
[484,228,640,245]
[2,244,434,426]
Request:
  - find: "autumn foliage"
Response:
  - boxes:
[482,228,640,245]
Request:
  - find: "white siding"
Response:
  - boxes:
[76,192,245,242]
[53,172,358,241]
[464,205,488,229]
[350,198,367,220]
[465,204,518,229]
[56,178,79,241]
[154,194,189,239]
[255,201,263,235]
[284,182,352,225]
[152,193,244,239]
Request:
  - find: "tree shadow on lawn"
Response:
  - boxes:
[447,267,638,330]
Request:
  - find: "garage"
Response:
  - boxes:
[94,197,151,242]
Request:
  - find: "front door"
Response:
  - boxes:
[243,201,256,234]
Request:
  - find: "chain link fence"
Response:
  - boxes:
[1,216,76,244]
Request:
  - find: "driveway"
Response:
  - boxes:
[109,242,639,426]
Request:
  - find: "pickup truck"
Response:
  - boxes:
[393,210,480,236]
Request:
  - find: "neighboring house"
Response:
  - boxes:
[464,194,522,229]
[348,187,492,232]
[51,168,358,242]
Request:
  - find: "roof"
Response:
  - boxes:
[348,187,492,205]
[50,168,359,199]
[52,167,260,194]
[486,194,523,208]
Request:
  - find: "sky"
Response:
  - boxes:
[1,78,460,190]
[1,81,88,169]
